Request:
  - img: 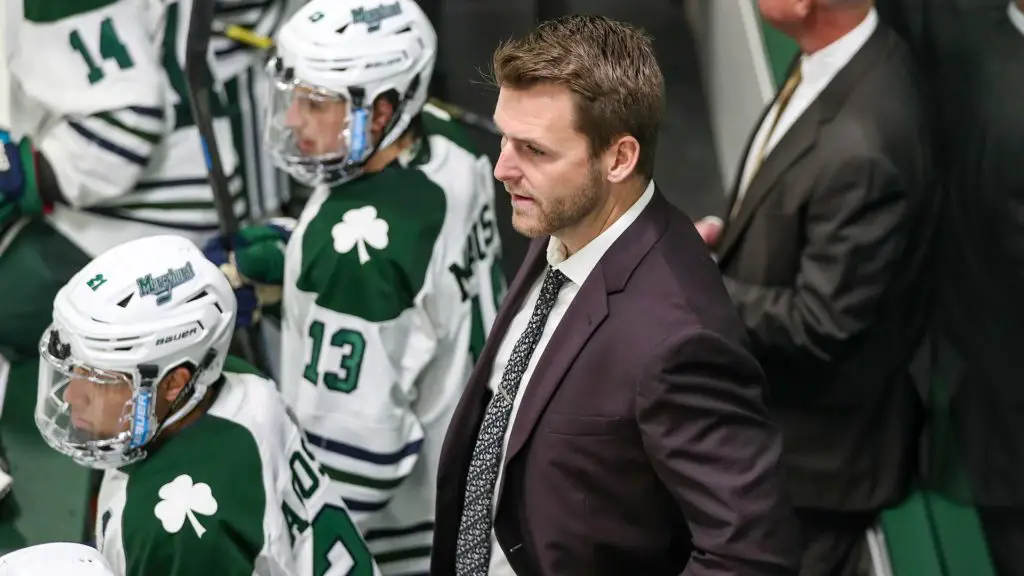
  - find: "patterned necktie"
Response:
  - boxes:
[455,266,569,575]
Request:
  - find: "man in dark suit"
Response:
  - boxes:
[694,1,936,574]
[431,14,802,576]
[928,4,1024,574]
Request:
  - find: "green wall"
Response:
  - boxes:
[754,2,799,89]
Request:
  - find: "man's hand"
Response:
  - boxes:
[202,219,295,327]
[695,216,724,248]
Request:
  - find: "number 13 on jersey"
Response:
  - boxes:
[303,312,367,394]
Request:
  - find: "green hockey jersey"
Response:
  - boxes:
[279,104,505,575]
[95,363,382,576]
[8,0,260,256]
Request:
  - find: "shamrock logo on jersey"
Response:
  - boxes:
[153,474,219,538]
[332,206,389,264]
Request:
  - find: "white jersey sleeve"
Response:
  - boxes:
[11,0,169,208]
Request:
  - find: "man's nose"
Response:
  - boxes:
[493,146,521,183]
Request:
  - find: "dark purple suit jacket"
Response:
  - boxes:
[431,190,802,575]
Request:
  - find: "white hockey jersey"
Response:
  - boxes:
[95,358,383,576]
[280,105,505,575]
[7,0,257,257]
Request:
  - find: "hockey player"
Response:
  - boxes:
[203,0,506,573]
[0,0,278,497]
[0,542,117,576]
[34,234,381,576]
[3,0,254,257]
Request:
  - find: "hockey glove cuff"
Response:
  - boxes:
[202,218,296,328]
[233,219,295,285]
[0,132,44,219]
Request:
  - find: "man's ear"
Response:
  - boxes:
[603,135,640,184]
[372,97,396,134]
[160,366,192,407]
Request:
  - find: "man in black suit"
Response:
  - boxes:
[694,1,937,574]
[928,3,1024,574]
[432,15,802,576]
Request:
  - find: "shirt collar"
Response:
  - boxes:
[546,179,655,286]
[800,8,879,87]
[1010,1,1024,36]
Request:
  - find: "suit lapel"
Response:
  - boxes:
[503,271,608,464]
[716,109,818,261]
[503,191,672,465]
[716,25,892,263]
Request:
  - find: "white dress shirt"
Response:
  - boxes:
[1010,1,1024,36]
[485,180,655,576]
[734,8,879,206]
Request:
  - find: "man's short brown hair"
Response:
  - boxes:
[492,15,664,179]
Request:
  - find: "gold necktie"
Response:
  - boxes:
[730,65,803,220]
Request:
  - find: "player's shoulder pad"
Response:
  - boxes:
[297,168,448,322]
[19,0,165,116]
[221,354,266,378]
[421,103,479,157]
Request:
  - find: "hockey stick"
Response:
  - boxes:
[184,0,271,374]
[215,23,501,136]
[423,98,500,137]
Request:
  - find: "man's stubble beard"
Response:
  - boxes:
[510,162,605,239]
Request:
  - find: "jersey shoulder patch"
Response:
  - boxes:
[120,414,266,575]
[297,166,447,323]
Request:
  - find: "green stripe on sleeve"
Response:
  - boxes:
[321,464,405,491]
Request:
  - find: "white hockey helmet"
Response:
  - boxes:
[264,0,437,186]
[0,543,115,576]
[35,235,236,470]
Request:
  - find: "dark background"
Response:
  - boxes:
[418,0,723,278]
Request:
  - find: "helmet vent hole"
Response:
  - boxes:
[185,290,208,304]
[117,293,133,308]
[336,23,349,34]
